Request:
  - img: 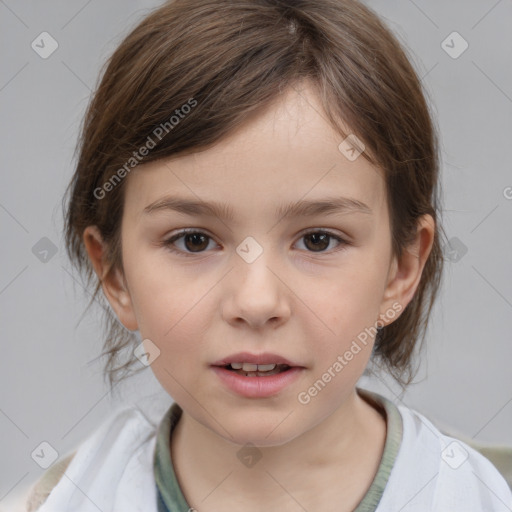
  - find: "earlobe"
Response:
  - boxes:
[82,226,139,331]
[379,214,435,325]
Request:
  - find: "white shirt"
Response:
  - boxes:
[31,393,512,511]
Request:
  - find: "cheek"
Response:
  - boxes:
[308,261,386,334]
[133,280,208,343]
[122,243,204,339]
[295,253,390,382]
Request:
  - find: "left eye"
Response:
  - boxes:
[296,230,346,252]
[162,229,347,256]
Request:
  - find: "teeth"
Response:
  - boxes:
[229,363,277,371]
[254,363,277,371]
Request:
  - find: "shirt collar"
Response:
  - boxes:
[153,387,403,512]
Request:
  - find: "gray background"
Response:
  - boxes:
[1,0,511,508]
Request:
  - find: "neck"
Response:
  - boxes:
[170,388,387,507]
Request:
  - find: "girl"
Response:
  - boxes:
[26,0,512,510]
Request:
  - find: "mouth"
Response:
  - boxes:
[211,362,304,398]
[219,362,293,377]
[210,353,305,397]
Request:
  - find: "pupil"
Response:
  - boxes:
[185,233,208,252]
[305,233,328,251]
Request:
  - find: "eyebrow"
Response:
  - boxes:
[142,195,372,220]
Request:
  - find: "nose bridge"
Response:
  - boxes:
[236,234,270,268]
[234,234,279,291]
[224,235,290,325]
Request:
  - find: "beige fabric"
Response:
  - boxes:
[439,428,512,491]
[25,452,76,512]
[459,440,512,490]
[476,445,512,489]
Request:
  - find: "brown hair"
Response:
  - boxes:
[63,0,446,392]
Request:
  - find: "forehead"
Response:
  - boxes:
[124,83,386,222]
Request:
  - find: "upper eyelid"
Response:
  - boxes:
[168,227,346,239]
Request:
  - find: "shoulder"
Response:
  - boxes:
[25,405,157,511]
[385,403,512,511]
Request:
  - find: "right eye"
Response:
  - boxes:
[162,229,219,257]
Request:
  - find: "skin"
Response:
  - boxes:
[83,80,434,511]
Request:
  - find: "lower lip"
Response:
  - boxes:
[211,366,304,398]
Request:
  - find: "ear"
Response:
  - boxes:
[82,225,138,331]
[378,214,435,325]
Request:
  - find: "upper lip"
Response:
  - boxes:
[212,352,304,367]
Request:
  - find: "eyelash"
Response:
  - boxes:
[161,228,349,258]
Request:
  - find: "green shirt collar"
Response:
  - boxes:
[153,387,403,511]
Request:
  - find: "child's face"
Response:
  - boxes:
[99,82,418,445]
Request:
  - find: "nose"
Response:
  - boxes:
[222,247,291,330]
